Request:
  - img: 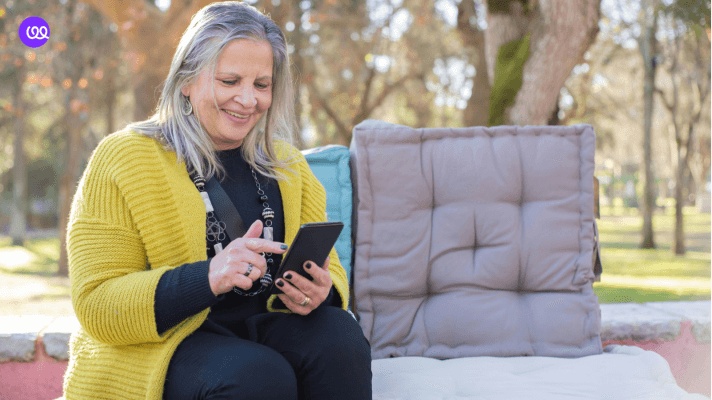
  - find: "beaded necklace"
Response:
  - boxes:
[192,167,274,296]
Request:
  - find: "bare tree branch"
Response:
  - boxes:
[355,67,377,125]
[654,87,675,111]
[308,82,352,141]
[355,73,417,125]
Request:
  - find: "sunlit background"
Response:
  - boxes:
[0,0,709,315]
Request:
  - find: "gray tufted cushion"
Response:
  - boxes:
[350,120,602,360]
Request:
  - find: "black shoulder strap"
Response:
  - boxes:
[205,176,248,241]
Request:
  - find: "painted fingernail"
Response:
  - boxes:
[280,244,288,250]
[285,273,293,280]
[277,280,284,287]
[305,262,312,269]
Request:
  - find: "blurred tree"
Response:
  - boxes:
[0,0,133,274]
[85,0,307,147]
[557,37,633,152]
[80,0,468,146]
[476,0,602,126]
[298,0,429,144]
[10,52,26,246]
[639,0,658,249]
[257,0,306,148]
[55,0,101,276]
[654,3,711,255]
[0,0,33,246]
[562,0,710,251]
[685,32,712,208]
[84,0,216,121]
[265,0,454,145]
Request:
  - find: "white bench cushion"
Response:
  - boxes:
[372,345,708,400]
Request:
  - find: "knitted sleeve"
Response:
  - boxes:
[154,259,221,335]
[67,133,190,345]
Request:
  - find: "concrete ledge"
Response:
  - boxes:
[0,301,709,362]
[0,315,54,362]
[600,300,711,343]
[645,301,711,343]
[42,317,81,360]
[0,301,709,399]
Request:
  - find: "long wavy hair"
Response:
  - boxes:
[127,1,298,181]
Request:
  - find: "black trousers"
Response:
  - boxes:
[163,306,372,400]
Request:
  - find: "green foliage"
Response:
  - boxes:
[0,237,60,276]
[662,0,711,29]
[486,0,529,14]
[488,33,530,126]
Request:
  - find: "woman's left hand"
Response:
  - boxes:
[276,256,332,315]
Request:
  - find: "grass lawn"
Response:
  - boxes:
[0,236,60,276]
[0,235,73,316]
[594,206,711,303]
[0,207,710,308]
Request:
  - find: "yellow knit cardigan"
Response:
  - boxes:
[63,131,349,399]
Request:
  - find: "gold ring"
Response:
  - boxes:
[299,296,310,307]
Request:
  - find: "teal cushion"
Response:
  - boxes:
[302,145,353,283]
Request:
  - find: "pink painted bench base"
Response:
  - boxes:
[3,335,708,399]
[603,320,711,397]
[0,338,67,400]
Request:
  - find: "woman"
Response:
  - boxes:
[63,2,372,399]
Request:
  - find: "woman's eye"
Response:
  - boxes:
[222,80,237,85]
[256,83,270,89]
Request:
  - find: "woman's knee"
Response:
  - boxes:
[165,333,298,400]
[215,344,298,399]
[306,307,371,364]
[289,307,372,399]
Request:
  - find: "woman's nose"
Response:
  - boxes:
[234,85,257,108]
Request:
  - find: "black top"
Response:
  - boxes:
[154,147,336,335]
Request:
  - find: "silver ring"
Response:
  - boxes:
[244,263,254,277]
[299,296,311,307]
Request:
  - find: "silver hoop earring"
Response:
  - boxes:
[181,96,193,116]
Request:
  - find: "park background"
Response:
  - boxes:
[0,0,710,317]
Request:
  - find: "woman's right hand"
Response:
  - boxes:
[208,220,288,296]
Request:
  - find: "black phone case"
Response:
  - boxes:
[270,221,344,295]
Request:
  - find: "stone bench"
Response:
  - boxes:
[1,301,709,399]
[3,122,710,399]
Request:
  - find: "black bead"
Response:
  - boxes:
[260,195,268,202]
[267,258,274,265]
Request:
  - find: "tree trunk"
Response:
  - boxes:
[86,0,216,120]
[672,122,694,255]
[10,63,27,246]
[458,0,491,127]
[640,0,657,249]
[673,139,685,255]
[56,0,88,277]
[483,0,601,126]
[57,89,84,277]
[289,3,305,149]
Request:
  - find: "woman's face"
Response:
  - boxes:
[182,39,274,150]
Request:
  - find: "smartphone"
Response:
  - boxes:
[270,221,344,295]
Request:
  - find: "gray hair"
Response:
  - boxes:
[127,1,298,181]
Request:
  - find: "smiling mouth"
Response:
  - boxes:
[223,109,249,119]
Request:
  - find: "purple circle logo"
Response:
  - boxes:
[19,17,50,48]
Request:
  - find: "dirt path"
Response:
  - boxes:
[0,271,74,317]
